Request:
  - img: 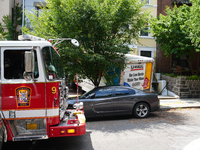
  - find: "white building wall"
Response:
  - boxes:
[0,0,21,31]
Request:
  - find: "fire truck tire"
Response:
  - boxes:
[0,124,7,150]
[0,134,4,150]
[3,125,7,143]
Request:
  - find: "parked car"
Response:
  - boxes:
[68,86,160,118]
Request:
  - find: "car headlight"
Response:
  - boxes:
[73,102,83,110]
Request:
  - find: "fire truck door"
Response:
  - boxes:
[1,47,47,138]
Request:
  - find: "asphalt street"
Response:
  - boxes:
[3,91,200,150]
[3,108,200,150]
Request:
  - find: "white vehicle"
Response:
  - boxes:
[77,54,154,92]
[0,35,85,144]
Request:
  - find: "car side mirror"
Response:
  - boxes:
[24,51,35,81]
[25,51,34,73]
[71,39,80,47]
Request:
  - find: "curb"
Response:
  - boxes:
[160,106,200,110]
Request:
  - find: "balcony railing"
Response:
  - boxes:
[172,0,192,6]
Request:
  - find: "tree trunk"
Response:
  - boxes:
[186,55,194,75]
[196,52,200,75]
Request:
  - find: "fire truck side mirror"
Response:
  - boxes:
[71,39,79,47]
[24,51,35,81]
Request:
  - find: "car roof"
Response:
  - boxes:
[96,85,146,93]
[97,85,137,90]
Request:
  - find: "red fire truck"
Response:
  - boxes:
[0,35,86,143]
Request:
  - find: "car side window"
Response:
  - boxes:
[95,87,113,98]
[129,89,135,94]
[115,88,135,96]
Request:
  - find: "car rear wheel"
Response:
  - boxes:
[133,102,150,118]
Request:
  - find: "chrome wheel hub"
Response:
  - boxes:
[136,104,148,117]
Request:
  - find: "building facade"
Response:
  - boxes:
[0,0,21,31]
[156,0,192,73]
[130,0,157,71]
[137,0,157,60]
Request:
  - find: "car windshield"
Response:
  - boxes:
[80,88,97,99]
[42,46,64,80]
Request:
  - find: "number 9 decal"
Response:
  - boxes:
[51,87,57,94]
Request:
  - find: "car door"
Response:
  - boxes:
[112,87,136,114]
[1,48,47,136]
[84,87,114,117]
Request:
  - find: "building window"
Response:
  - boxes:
[141,0,150,4]
[140,22,149,36]
[138,48,155,59]
[34,2,47,17]
[141,51,152,58]
[172,54,189,68]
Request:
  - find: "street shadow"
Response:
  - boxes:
[2,131,94,150]
[86,115,133,122]
[85,109,194,133]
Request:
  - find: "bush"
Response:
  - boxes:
[186,75,200,80]
[162,73,200,80]
[162,73,176,77]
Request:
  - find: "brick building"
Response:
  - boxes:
[156,0,192,73]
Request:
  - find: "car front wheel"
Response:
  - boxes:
[133,102,150,118]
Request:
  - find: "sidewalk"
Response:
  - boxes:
[159,95,200,110]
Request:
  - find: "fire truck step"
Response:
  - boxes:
[12,135,48,141]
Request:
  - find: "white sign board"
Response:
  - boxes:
[123,64,146,90]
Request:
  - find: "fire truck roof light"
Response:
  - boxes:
[18,35,46,41]
[18,35,80,47]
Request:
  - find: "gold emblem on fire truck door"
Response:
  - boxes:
[15,87,31,107]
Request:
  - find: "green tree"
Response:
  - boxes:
[0,23,7,40]
[150,5,200,75]
[23,0,148,86]
[0,1,22,40]
[186,0,200,50]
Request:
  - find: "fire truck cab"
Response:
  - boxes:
[0,35,86,142]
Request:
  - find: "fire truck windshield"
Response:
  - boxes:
[42,46,64,80]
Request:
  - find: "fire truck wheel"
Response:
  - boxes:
[133,102,150,118]
[0,135,3,150]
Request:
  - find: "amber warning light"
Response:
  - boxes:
[60,129,75,134]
